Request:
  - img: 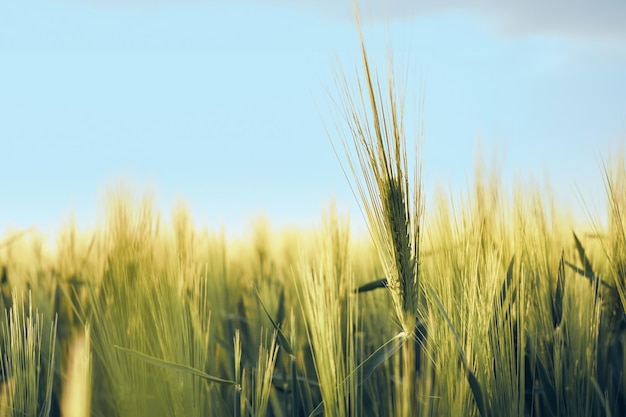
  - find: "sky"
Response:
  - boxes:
[1,0,625,239]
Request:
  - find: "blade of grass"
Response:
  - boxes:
[429,284,490,417]
[292,358,299,417]
[355,331,407,383]
[591,377,613,417]
[428,285,467,368]
[253,285,294,357]
[564,261,613,289]
[573,232,596,280]
[355,278,388,293]
[114,345,237,386]
[467,370,489,417]
[554,251,566,328]
[495,257,517,325]
[499,257,516,310]
[308,332,407,417]
[275,287,286,328]
[527,334,557,417]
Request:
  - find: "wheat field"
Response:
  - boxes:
[1,24,625,417]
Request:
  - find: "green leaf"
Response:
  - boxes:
[573,232,596,280]
[114,345,237,386]
[494,256,517,325]
[275,287,286,327]
[356,332,406,383]
[429,284,468,368]
[533,350,557,416]
[355,278,388,293]
[591,377,612,417]
[270,372,319,393]
[309,332,407,417]
[254,285,294,356]
[554,252,565,328]
[564,261,613,289]
[498,256,516,310]
[526,334,555,410]
[430,284,492,416]
[308,401,324,417]
[467,369,489,417]
[292,359,299,417]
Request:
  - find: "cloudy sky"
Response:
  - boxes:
[1,0,624,238]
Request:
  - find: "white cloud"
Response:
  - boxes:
[79,0,626,41]
[266,0,626,41]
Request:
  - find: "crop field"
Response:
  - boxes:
[1,32,625,417]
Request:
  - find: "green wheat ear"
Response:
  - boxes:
[332,9,423,335]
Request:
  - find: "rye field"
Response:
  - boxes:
[1,33,625,417]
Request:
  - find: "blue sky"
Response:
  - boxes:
[1,0,625,238]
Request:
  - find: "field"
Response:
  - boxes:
[1,33,625,417]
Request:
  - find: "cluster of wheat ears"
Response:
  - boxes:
[0,16,625,417]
